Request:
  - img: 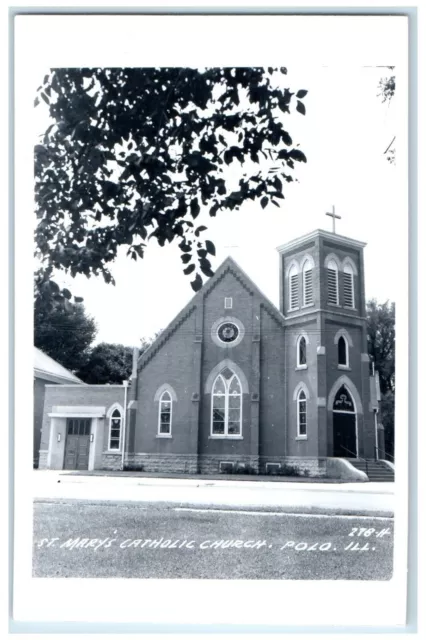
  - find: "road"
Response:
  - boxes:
[33,499,393,580]
[32,471,395,515]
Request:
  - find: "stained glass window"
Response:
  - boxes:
[211,372,242,436]
[297,390,307,437]
[333,385,355,412]
[109,408,122,449]
[158,391,172,435]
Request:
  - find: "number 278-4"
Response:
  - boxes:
[348,527,391,538]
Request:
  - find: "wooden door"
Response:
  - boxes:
[333,412,357,458]
[63,418,91,470]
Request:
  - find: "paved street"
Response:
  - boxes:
[32,471,394,515]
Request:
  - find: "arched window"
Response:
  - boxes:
[302,258,314,306]
[211,370,242,437]
[297,389,307,437]
[343,263,355,308]
[338,336,349,367]
[327,259,339,305]
[288,264,299,311]
[158,390,173,435]
[109,408,122,450]
[297,335,307,368]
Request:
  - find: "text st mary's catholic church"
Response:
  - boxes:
[39,212,384,479]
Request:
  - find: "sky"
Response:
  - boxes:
[33,65,399,347]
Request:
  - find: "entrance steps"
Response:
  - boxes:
[346,459,394,482]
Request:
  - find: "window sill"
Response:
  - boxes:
[106,450,122,455]
[301,303,314,309]
[343,306,356,311]
[337,365,351,371]
[156,434,172,439]
[296,436,307,441]
[296,365,308,371]
[209,435,243,440]
[327,302,341,307]
[287,307,300,313]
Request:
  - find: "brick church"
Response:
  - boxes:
[38,227,386,479]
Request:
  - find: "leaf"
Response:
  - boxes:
[62,288,72,300]
[260,196,268,209]
[178,240,192,253]
[296,100,306,115]
[289,149,307,163]
[296,90,308,99]
[74,296,84,303]
[200,263,215,278]
[181,254,191,264]
[190,273,203,292]
[195,225,207,237]
[41,92,50,105]
[190,198,200,219]
[183,263,195,275]
[281,131,292,146]
[205,240,216,256]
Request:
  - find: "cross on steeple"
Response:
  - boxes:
[326,205,341,234]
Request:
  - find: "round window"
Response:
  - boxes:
[211,316,245,348]
[217,322,239,344]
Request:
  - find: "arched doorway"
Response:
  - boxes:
[333,385,357,457]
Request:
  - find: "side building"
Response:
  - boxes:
[34,347,85,467]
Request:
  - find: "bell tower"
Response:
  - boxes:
[277,220,375,461]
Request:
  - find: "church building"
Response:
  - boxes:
[38,227,386,479]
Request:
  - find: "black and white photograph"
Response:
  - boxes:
[12,12,410,629]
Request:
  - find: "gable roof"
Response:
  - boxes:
[138,256,285,371]
[34,347,85,385]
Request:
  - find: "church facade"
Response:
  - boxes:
[38,229,384,478]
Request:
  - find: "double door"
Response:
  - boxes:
[63,418,91,470]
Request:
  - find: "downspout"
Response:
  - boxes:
[121,380,129,471]
[374,409,379,460]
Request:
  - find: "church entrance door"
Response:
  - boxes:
[63,418,91,470]
[332,385,357,458]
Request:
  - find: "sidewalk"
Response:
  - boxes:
[32,470,394,516]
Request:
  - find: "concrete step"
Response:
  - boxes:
[345,459,394,482]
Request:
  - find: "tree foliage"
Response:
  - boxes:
[380,390,395,461]
[76,332,162,384]
[366,299,395,394]
[34,294,97,372]
[34,67,307,301]
[366,298,395,459]
[377,67,396,164]
[76,342,133,384]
